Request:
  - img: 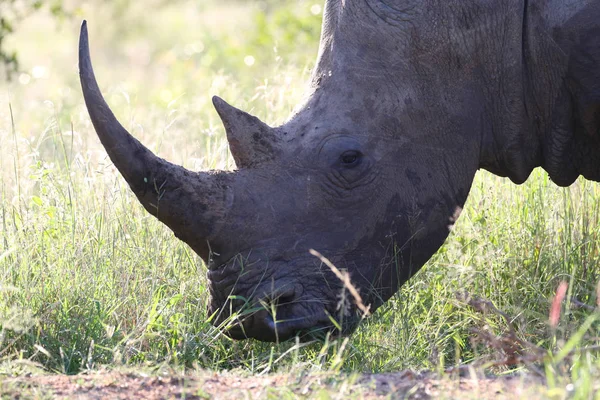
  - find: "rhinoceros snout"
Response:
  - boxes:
[215,283,340,342]
[225,311,337,342]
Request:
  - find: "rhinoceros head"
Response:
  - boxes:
[79,1,497,341]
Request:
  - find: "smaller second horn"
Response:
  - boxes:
[213,96,281,168]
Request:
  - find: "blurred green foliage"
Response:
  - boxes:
[0,0,67,80]
[0,0,322,81]
[250,1,322,60]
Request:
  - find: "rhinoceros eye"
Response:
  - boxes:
[340,150,362,167]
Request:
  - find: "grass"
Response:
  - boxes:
[1,0,600,397]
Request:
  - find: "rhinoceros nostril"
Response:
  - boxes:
[260,286,297,309]
[275,292,295,306]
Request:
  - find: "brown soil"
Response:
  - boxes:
[1,369,545,399]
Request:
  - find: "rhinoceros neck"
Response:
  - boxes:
[312,0,600,187]
[526,0,600,186]
[464,0,600,187]
[458,0,541,185]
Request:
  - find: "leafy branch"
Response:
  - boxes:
[0,1,67,80]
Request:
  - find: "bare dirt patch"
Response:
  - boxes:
[1,369,545,399]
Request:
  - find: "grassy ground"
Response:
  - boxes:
[1,0,600,398]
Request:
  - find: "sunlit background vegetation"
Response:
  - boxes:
[1,1,599,396]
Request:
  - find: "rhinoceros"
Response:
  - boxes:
[79,0,600,342]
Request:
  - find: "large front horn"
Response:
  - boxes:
[79,21,231,260]
[212,96,280,168]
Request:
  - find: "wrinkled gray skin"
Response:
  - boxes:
[79,0,600,342]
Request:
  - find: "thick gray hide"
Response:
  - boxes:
[80,0,600,342]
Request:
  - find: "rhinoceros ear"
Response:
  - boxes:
[212,96,280,168]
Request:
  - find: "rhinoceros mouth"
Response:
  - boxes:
[224,312,341,342]
[206,261,355,341]
[205,247,366,341]
[210,291,339,342]
[264,316,339,342]
[211,289,362,342]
